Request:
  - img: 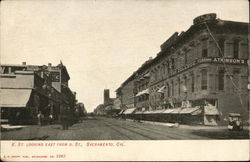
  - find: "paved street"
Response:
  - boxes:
[1,117,249,140]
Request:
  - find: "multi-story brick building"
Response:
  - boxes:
[0,62,77,124]
[116,74,137,109]
[116,13,249,125]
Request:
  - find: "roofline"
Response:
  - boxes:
[115,14,249,92]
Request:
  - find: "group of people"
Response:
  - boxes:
[37,111,54,126]
[37,104,82,130]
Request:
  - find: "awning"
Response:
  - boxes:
[0,89,32,107]
[135,111,144,114]
[152,109,165,113]
[229,113,241,117]
[179,107,201,114]
[162,109,175,114]
[143,111,154,114]
[157,86,165,93]
[204,105,219,115]
[105,105,113,110]
[170,108,182,114]
[123,108,136,114]
[118,110,125,115]
[136,89,149,97]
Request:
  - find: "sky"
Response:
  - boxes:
[1,0,248,112]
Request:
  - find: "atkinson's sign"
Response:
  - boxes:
[173,57,247,76]
[198,57,246,64]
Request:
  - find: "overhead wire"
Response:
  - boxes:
[204,21,245,108]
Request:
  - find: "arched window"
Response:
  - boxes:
[233,40,240,59]
[233,69,240,91]
[178,78,181,96]
[218,39,225,56]
[184,52,187,64]
[218,69,225,90]
[201,39,208,57]
[191,74,195,92]
[167,83,170,97]
[183,75,187,93]
[201,69,207,90]
[171,81,174,96]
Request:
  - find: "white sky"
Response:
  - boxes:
[1,0,248,112]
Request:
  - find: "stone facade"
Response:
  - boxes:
[116,13,249,123]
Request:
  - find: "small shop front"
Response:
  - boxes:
[0,89,33,124]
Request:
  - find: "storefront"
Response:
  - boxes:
[0,89,33,124]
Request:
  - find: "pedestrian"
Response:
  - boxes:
[49,114,53,124]
[74,107,80,123]
[37,111,44,126]
[60,105,69,130]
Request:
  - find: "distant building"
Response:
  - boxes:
[94,89,121,116]
[116,13,249,125]
[93,104,106,115]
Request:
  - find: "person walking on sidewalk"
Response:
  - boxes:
[60,105,70,130]
[37,111,44,126]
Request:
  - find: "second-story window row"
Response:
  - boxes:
[201,39,208,58]
[233,39,240,59]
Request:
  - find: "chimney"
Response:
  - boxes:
[22,62,26,65]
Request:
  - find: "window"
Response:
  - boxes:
[233,69,240,91]
[171,81,174,96]
[233,40,239,59]
[183,76,187,92]
[155,69,158,81]
[178,78,181,96]
[163,64,166,75]
[167,84,170,97]
[218,70,225,90]
[201,69,207,90]
[218,39,225,56]
[160,92,164,100]
[202,39,208,57]
[171,58,175,69]
[191,74,195,92]
[166,62,170,74]
[184,52,187,64]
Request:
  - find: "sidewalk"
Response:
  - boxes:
[125,119,249,131]
[1,124,62,140]
[1,124,27,131]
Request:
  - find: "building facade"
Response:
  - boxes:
[116,75,136,109]
[0,62,78,124]
[116,13,249,125]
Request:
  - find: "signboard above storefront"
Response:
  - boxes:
[174,57,247,76]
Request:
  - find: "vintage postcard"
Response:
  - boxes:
[0,0,249,161]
